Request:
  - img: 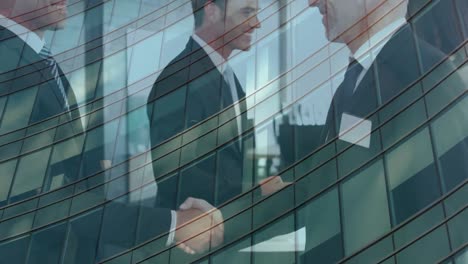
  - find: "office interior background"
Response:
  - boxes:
[0,0,467,263]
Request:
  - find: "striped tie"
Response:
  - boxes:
[39,46,70,111]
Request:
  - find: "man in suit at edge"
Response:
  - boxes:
[0,0,221,261]
[0,1,96,263]
[147,0,267,255]
[295,0,467,262]
[0,0,84,202]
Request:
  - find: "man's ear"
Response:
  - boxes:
[204,0,223,24]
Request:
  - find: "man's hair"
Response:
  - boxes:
[191,0,227,28]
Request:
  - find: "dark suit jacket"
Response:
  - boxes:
[301,24,467,263]
[0,25,84,204]
[147,37,250,208]
[321,25,467,192]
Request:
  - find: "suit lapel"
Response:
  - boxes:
[0,26,71,110]
[349,25,417,113]
[190,37,234,104]
[322,26,408,143]
[346,64,378,118]
[188,37,246,153]
[233,73,246,100]
[322,67,377,143]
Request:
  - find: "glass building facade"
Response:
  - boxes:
[0,0,466,263]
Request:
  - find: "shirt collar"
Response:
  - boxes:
[192,33,229,74]
[352,18,407,72]
[0,14,45,53]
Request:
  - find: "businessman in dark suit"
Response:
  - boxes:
[0,1,95,263]
[298,0,467,262]
[0,0,83,204]
[308,0,467,194]
[148,0,260,207]
[146,0,262,254]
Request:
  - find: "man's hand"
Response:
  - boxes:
[259,176,292,196]
[174,198,224,254]
[175,208,211,254]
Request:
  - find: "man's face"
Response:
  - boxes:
[221,0,261,51]
[14,0,67,30]
[308,0,374,43]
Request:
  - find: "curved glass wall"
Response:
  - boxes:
[0,0,466,263]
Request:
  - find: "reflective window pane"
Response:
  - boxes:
[297,189,342,264]
[341,160,391,255]
[386,128,441,224]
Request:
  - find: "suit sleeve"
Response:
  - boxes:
[136,206,173,244]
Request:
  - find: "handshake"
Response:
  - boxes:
[173,176,291,254]
[174,197,224,254]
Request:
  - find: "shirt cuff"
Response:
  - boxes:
[166,210,177,246]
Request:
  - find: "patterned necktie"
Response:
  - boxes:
[39,46,70,111]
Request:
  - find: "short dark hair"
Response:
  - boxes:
[191,0,227,28]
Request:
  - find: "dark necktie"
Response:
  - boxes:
[324,58,364,142]
[39,46,70,111]
[335,58,364,119]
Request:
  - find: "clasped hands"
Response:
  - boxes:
[174,176,290,254]
[174,197,224,254]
